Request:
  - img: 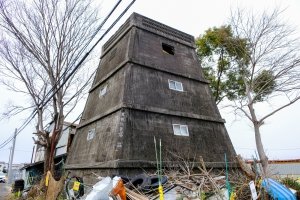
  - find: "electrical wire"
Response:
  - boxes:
[39,0,123,107]
[0,0,136,149]
[34,0,136,131]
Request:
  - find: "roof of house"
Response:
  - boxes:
[246,159,300,164]
[268,163,300,175]
[21,153,67,170]
[245,159,300,176]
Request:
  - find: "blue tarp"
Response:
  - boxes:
[262,178,296,200]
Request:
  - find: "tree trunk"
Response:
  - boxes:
[45,171,65,200]
[248,103,269,176]
[49,133,56,174]
[253,122,269,176]
[44,146,52,175]
[215,49,225,103]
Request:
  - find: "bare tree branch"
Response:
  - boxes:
[259,97,300,123]
[229,7,300,175]
[0,0,99,174]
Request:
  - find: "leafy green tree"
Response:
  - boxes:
[196,26,249,104]
[197,9,300,176]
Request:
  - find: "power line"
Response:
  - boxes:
[25,0,124,139]
[0,0,126,149]
[0,110,36,149]
[34,0,136,129]
[0,0,122,149]
[36,0,136,129]
[39,0,136,110]
[0,0,136,149]
[39,0,123,108]
[58,0,138,135]
[63,68,97,107]
[0,135,14,149]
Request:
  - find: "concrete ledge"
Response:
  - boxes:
[90,59,209,94]
[78,104,226,129]
[66,161,239,186]
[125,103,225,123]
[101,13,195,57]
[65,159,238,170]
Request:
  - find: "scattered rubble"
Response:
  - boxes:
[11,156,300,199]
[67,157,246,200]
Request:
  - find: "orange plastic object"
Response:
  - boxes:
[110,179,126,200]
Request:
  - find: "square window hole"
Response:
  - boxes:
[162,43,175,55]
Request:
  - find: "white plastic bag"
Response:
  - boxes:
[85,177,113,200]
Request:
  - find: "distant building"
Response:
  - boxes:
[0,161,6,172]
[246,159,300,178]
[268,159,300,178]
[22,121,77,189]
[34,121,76,162]
[1,161,25,183]
[10,163,25,182]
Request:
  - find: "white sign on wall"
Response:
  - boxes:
[87,128,95,141]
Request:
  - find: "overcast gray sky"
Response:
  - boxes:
[1,0,299,164]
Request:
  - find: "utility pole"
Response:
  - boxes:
[31,145,35,163]
[8,128,17,184]
[8,147,12,172]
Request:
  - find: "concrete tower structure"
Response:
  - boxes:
[66,13,236,179]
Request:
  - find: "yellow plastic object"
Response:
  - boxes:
[15,190,21,197]
[158,185,164,200]
[73,181,81,191]
[45,171,50,186]
[230,192,237,200]
[110,179,126,200]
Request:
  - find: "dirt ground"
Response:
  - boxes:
[0,182,11,200]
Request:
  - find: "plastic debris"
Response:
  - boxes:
[262,178,297,200]
[110,176,126,200]
[85,177,113,200]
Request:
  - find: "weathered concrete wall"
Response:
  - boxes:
[130,28,206,82]
[81,66,127,123]
[67,107,235,172]
[67,110,123,167]
[93,32,130,85]
[119,109,235,163]
[123,64,222,120]
[66,13,236,178]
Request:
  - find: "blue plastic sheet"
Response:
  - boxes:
[262,178,296,200]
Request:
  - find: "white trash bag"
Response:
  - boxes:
[85,177,113,200]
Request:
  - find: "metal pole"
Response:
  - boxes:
[31,145,35,163]
[8,147,12,173]
[8,128,17,184]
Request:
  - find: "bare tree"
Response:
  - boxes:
[0,0,99,174]
[229,8,300,175]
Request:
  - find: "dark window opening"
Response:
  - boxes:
[162,43,175,55]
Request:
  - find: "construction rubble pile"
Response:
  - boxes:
[64,158,252,200]
[16,156,300,199]
[71,172,234,200]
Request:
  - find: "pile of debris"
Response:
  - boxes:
[66,158,246,200]
[11,155,300,199]
[71,172,230,200]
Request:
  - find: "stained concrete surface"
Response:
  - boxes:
[65,13,236,180]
